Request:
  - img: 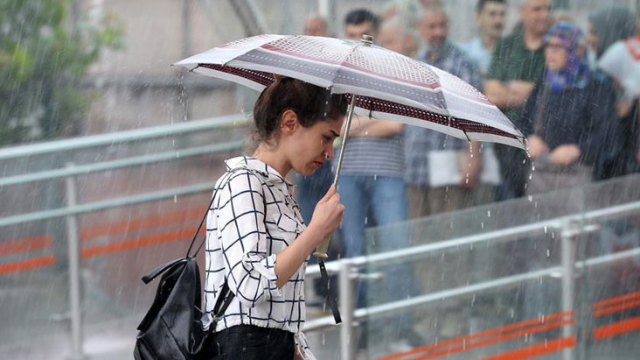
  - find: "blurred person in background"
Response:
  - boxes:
[587,6,636,63]
[343,8,379,40]
[515,22,619,322]
[381,0,421,25]
[406,4,484,339]
[334,9,423,352]
[598,35,640,176]
[302,14,331,37]
[461,0,509,205]
[587,6,639,179]
[484,0,550,200]
[378,15,419,56]
[463,0,507,76]
[519,22,618,195]
[406,5,484,221]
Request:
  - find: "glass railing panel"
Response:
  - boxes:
[363,175,640,359]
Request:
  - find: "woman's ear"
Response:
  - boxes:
[280,109,299,136]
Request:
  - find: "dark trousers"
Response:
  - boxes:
[202,325,294,360]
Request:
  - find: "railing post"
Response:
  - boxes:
[65,163,86,360]
[561,221,577,360]
[339,260,356,360]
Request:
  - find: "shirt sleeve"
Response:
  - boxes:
[486,39,505,81]
[216,170,281,308]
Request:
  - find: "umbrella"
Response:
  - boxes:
[176,34,524,149]
[175,34,525,323]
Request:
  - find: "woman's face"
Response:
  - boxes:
[287,116,344,176]
[545,36,569,71]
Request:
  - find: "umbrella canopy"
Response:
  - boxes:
[175,34,525,149]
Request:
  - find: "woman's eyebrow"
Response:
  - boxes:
[330,130,340,137]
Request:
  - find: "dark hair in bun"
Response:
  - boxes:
[252,77,348,145]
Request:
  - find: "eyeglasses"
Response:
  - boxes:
[545,43,568,51]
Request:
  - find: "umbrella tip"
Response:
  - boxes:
[361,34,374,46]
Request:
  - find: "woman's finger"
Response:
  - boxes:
[320,184,336,203]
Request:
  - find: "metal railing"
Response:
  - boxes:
[304,199,640,359]
[0,113,249,360]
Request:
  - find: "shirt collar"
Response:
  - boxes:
[225,156,294,188]
[417,42,454,64]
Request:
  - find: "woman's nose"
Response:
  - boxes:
[325,145,334,160]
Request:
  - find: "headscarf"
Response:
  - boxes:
[543,22,591,92]
[589,6,636,57]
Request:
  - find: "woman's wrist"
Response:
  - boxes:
[305,223,326,245]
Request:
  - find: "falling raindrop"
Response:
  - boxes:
[364,217,368,225]
[481,222,485,229]
[487,210,491,217]
[546,249,550,257]
[528,195,533,202]
[173,195,177,203]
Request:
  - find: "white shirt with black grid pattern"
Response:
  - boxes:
[203,156,315,359]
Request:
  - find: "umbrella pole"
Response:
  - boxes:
[313,94,357,259]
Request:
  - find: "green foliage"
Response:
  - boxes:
[0,0,124,146]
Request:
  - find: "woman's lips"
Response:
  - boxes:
[314,161,324,167]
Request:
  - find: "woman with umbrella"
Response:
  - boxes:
[176,33,525,359]
[200,77,347,359]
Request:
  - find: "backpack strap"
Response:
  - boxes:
[207,282,234,333]
[141,258,188,284]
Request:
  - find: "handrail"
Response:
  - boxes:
[0,182,217,227]
[345,200,640,268]
[0,113,248,160]
[0,141,245,187]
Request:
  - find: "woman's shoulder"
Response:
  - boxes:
[216,167,266,191]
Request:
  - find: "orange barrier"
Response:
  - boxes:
[593,316,640,340]
[79,207,203,241]
[0,235,52,257]
[480,336,576,360]
[0,255,56,275]
[377,312,574,360]
[593,291,640,311]
[81,226,204,258]
[593,298,640,317]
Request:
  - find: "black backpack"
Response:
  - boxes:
[134,190,233,360]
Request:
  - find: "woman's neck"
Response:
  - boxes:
[253,145,291,177]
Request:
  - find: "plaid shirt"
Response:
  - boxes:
[404,42,482,186]
[203,156,314,358]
